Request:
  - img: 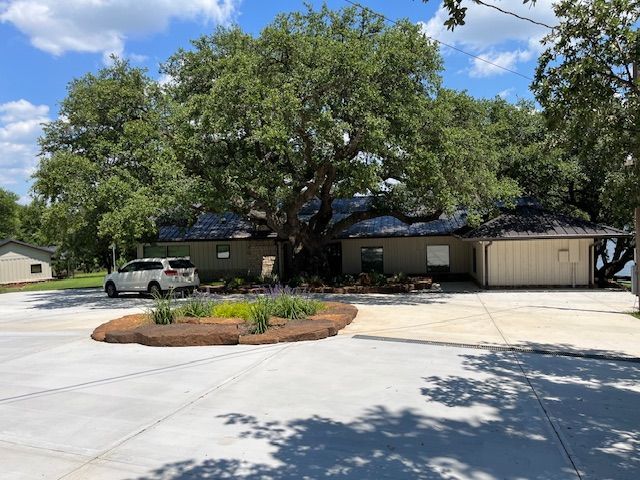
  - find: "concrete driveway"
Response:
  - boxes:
[339,283,640,358]
[0,288,639,479]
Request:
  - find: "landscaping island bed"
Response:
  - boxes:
[92,301,358,347]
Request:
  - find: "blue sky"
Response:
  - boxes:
[0,0,557,201]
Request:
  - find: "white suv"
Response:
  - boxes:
[103,258,200,297]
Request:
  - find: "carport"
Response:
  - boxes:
[462,206,631,287]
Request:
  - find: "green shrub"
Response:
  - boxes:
[249,297,272,334]
[149,293,175,325]
[369,271,387,286]
[287,275,306,288]
[224,276,245,289]
[211,301,252,320]
[390,272,409,284]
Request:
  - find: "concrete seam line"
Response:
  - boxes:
[351,335,640,364]
[55,344,292,480]
[0,344,285,405]
[475,293,584,480]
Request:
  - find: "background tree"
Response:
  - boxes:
[16,200,48,246]
[533,0,640,283]
[34,59,197,272]
[164,5,517,274]
[0,188,20,239]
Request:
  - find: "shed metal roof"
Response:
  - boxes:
[0,238,56,254]
[463,207,630,241]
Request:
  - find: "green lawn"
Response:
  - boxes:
[0,271,106,294]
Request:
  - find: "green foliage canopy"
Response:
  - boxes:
[164,5,517,268]
[33,60,197,269]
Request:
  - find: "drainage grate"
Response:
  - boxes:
[352,335,640,364]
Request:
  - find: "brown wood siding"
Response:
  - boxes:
[340,236,471,275]
[137,240,277,280]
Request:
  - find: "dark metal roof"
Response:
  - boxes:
[157,212,276,241]
[0,238,56,254]
[337,211,467,238]
[155,199,629,243]
[463,207,630,241]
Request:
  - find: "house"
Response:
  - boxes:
[137,198,630,288]
[0,239,55,285]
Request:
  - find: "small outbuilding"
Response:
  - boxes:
[0,239,55,285]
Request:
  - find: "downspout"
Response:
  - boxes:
[484,241,493,288]
[589,242,595,287]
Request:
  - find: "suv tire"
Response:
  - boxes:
[148,282,163,298]
[105,282,118,298]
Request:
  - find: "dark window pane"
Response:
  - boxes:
[217,244,230,259]
[427,245,450,273]
[139,262,164,270]
[168,245,190,257]
[30,264,42,274]
[361,247,383,274]
[143,245,167,257]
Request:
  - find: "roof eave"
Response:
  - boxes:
[462,233,632,242]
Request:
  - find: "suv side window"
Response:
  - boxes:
[143,262,164,270]
[119,263,136,273]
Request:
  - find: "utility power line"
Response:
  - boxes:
[343,0,534,81]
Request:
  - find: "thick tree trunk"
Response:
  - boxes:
[595,237,635,286]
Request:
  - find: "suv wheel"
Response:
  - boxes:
[148,282,163,297]
[105,282,118,298]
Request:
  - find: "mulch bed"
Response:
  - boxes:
[91,301,358,347]
[201,279,432,295]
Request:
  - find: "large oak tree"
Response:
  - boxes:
[164,5,516,274]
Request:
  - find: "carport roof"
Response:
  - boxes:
[463,206,630,241]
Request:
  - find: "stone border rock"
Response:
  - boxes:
[91,302,358,347]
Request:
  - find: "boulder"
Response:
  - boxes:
[105,323,241,347]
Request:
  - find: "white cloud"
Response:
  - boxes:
[469,48,534,78]
[0,0,238,59]
[497,87,515,99]
[0,99,50,189]
[420,0,556,77]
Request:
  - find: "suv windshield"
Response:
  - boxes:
[169,259,195,269]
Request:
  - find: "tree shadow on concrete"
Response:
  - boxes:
[20,288,153,310]
[420,349,640,479]
[130,404,576,480]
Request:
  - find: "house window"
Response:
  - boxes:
[167,245,190,257]
[472,247,477,274]
[143,245,167,257]
[427,245,450,273]
[217,244,230,259]
[30,264,42,274]
[361,247,384,274]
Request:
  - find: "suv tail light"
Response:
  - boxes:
[164,269,178,276]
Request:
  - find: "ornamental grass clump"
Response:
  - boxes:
[266,285,323,320]
[175,293,216,318]
[149,291,176,325]
[249,296,272,334]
